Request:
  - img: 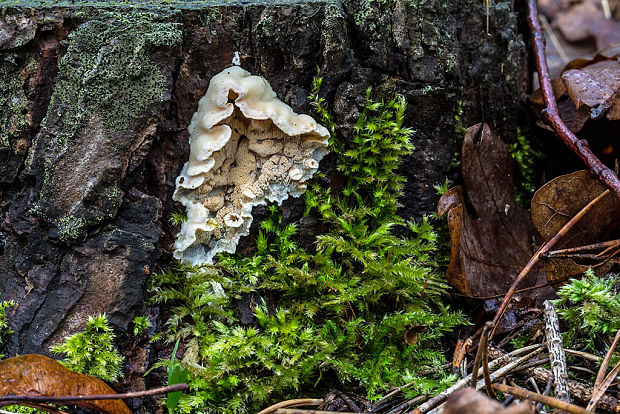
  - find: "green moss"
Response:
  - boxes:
[50,314,124,381]
[57,215,86,242]
[554,269,620,357]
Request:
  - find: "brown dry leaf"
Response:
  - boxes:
[554,0,620,50]
[543,257,613,284]
[403,325,425,346]
[562,59,620,117]
[531,170,620,249]
[0,354,131,414]
[437,124,543,297]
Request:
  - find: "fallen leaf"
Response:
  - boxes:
[403,325,426,346]
[530,45,620,129]
[554,0,620,50]
[562,59,620,118]
[543,257,613,285]
[0,354,131,414]
[531,170,620,249]
[437,124,543,298]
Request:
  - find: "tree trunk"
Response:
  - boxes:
[0,0,527,375]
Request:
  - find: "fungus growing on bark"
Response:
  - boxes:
[173,66,330,264]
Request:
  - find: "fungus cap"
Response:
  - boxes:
[173,66,329,264]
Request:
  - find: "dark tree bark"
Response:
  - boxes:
[0,0,527,385]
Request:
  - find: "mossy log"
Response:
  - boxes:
[0,0,526,382]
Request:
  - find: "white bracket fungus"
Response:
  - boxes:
[173,66,330,264]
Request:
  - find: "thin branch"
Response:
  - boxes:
[481,322,494,399]
[490,189,610,339]
[470,326,488,389]
[587,329,620,411]
[257,399,323,414]
[489,346,619,412]
[526,0,620,200]
[412,345,543,413]
[543,300,571,403]
[0,384,188,404]
[275,410,356,414]
[493,383,590,414]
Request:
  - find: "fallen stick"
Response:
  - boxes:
[258,399,323,414]
[492,383,591,414]
[488,347,619,413]
[275,410,355,414]
[412,345,543,413]
[543,300,570,403]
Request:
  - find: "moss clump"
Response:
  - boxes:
[554,269,620,355]
[151,76,466,413]
[57,215,86,242]
[50,314,124,381]
[0,300,15,359]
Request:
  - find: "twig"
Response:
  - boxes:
[543,300,571,403]
[587,329,620,411]
[564,349,602,363]
[453,337,472,376]
[470,328,487,389]
[384,395,426,414]
[0,384,188,404]
[593,330,620,393]
[275,410,355,414]
[539,376,553,414]
[258,399,323,414]
[587,360,620,413]
[512,358,549,373]
[493,383,591,414]
[481,323,494,399]
[488,347,619,412]
[490,189,610,339]
[372,364,451,411]
[526,0,620,200]
[412,345,544,413]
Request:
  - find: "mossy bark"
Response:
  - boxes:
[0,0,527,398]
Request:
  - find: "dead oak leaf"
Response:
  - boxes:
[531,170,620,248]
[0,354,131,414]
[562,59,620,118]
[437,124,543,298]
